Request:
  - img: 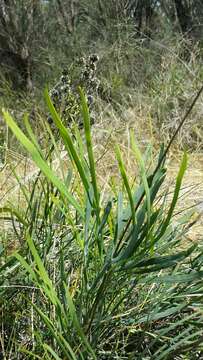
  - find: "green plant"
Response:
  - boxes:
[1,89,203,359]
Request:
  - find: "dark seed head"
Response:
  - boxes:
[89,54,99,63]
[47,116,53,124]
[87,95,94,105]
[50,89,59,98]
[60,75,67,83]
[62,69,68,76]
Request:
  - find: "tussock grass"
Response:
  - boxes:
[0,88,203,359]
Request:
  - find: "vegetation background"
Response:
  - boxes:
[0,1,203,359]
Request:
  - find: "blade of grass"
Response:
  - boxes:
[65,284,96,360]
[44,89,90,200]
[24,113,43,155]
[43,344,65,360]
[0,206,28,226]
[141,271,203,284]
[79,87,100,216]
[156,152,187,242]
[115,144,135,225]
[33,304,76,359]
[124,243,197,270]
[130,131,151,228]
[114,191,123,244]
[3,109,83,217]
[155,328,203,360]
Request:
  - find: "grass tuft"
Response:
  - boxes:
[1,91,203,359]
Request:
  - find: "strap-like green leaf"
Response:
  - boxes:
[44,89,90,200]
[3,109,83,217]
[79,87,100,216]
[156,152,187,241]
[65,284,96,359]
[115,144,135,224]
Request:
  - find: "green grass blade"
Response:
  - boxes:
[43,345,63,360]
[79,87,100,215]
[113,205,146,262]
[98,200,112,235]
[26,234,54,289]
[17,234,62,308]
[72,123,89,173]
[141,311,203,358]
[95,200,112,257]
[155,328,203,360]
[15,252,38,283]
[25,234,64,307]
[0,206,28,226]
[44,343,77,360]
[23,113,42,154]
[137,303,186,324]
[11,167,31,206]
[2,109,83,217]
[114,191,124,244]
[44,120,66,181]
[84,191,93,265]
[44,89,90,198]
[65,284,96,359]
[142,271,203,284]
[33,304,75,359]
[130,131,151,231]
[124,243,197,270]
[115,144,135,225]
[157,152,187,240]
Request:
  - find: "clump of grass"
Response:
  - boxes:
[1,88,203,359]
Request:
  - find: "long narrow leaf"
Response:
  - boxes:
[33,304,75,359]
[156,152,187,241]
[44,89,90,198]
[130,131,151,229]
[124,243,196,270]
[65,284,96,359]
[79,87,100,215]
[3,110,83,217]
[115,144,135,224]
[43,344,63,360]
